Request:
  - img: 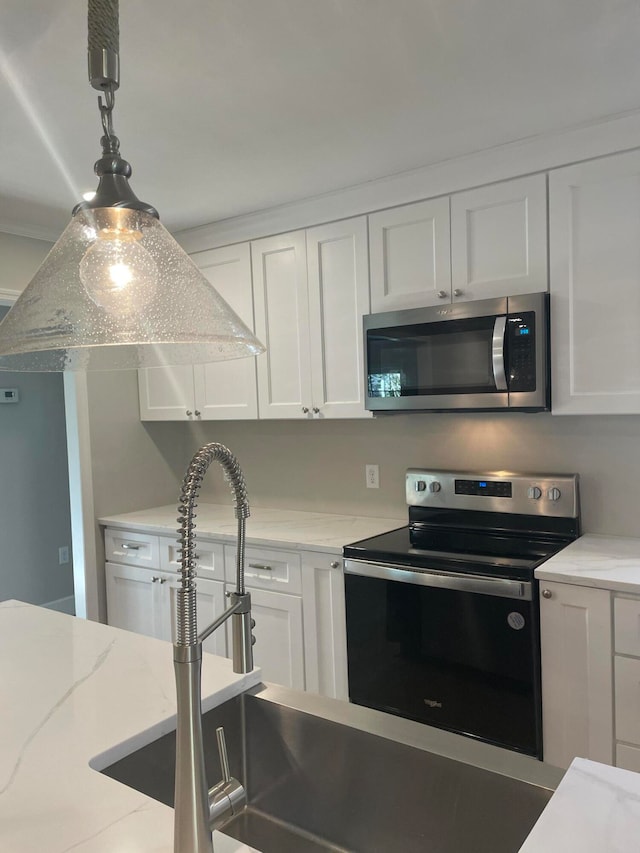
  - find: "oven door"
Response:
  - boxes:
[344,560,542,758]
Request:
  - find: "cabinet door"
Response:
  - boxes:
[138,364,196,421]
[165,576,227,658]
[550,151,640,414]
[539,581,613,768]
[191,244,259,420]
[306,217,371,419]
[105,562,162,639]
[451,175,547,302]
[252,231,313,419]
[249,587,304,689]
[300,550,348,700]
[369,197,451,312]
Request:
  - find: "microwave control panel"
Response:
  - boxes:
[507,312,536,392]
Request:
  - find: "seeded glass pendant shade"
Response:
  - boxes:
[0,207,264,371]
[0,0,264,372]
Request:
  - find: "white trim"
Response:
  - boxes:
[175,108,640,254]
[0,288,21,305]
[42,595,75,615]
[64,372,100,622]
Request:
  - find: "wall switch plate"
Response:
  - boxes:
[58,546,69,565]
[365,464,380,489]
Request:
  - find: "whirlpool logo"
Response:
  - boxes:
[424,698,443,709]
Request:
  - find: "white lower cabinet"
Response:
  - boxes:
[301,549,348,700]
[539,580,613,769]
[105,528,349,700]
[106,562,227,657]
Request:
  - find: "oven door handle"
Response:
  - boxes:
[343,559,532,601]
[492,315,508,392]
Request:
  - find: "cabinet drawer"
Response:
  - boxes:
[224,544,302,594]
[615,596,640,656]
[159,535,225,582]
[616,743,640,773]
[105,528,160,569]
[615,656,640,745]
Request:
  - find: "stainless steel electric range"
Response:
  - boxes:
[343,469,580,759]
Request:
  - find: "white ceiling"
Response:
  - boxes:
[1,0,640,241]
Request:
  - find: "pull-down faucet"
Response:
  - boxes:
[173,443,254,853]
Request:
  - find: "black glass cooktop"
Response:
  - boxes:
[343,525,573,582]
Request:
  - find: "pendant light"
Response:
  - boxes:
[0,0,265,371]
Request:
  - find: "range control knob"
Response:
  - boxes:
[528,486,542,500]
[428,481,441,494]
[415,480,427,492]
[547,487,562,502]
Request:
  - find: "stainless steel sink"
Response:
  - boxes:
[99,684,557,853]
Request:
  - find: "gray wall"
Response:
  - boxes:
[150,413,640,538]
[0,303,74,606]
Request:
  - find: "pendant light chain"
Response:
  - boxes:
[87,0,120,152]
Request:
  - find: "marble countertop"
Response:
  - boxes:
[520,757,640,852]
[2,601,639,852]
[535,534,640,593]
[0,601,260,852]
[99,504,404,553]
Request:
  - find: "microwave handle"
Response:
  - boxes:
[492,316,508,391]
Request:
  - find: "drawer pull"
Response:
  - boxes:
[152,576,160,583]
[330,561,340,569]
[249,563,273,572]
[541,589,553,599]
[122,543,141,550]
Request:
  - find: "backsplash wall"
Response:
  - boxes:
[162,413,640,537]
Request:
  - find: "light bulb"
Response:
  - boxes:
[79,221,158,314]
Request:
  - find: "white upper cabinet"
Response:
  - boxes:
[253,219,371,419]
[369,176,547,313]
[191,244,258,420]
[252,231,313,419]
[139,243,258,421]
[307,218,371,419]
[550,151,640,414]
[450,175,548,302]
[369,197,451,312]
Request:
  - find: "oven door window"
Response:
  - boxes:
[367,315,502,398]
[345,573,541,757]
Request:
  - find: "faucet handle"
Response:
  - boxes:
[216,726,231,784]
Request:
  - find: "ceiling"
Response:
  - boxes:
[1,0,640,241]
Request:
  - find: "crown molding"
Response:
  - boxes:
[175,107,640,254]
[0,220,60,243]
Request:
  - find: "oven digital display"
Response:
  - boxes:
[455,479,512,497]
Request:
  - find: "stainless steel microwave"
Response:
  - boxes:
[364,292,550,412]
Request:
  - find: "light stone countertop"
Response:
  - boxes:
[0,601,260,853]
[535,534,640,593]
[2,601,640,852]
[99,503,405,553]
[519,757,640,853]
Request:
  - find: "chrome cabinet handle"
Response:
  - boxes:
[249,563,273,571]
[122,543,141,550]
[195,410,201,417]
[151,576,160,583]
[453,288,464,297]
[186,410,193,416]
[312,407,320,414]
[159,577,166,584]
[330,561,339,569]
[302,406,309,414]
[541,589,553,599]
[437,290,448,299]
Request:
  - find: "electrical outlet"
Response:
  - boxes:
[58,546,69,565]
[365,464,379,489]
